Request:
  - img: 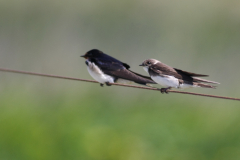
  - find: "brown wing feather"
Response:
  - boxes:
[149,63,193,81]
[150,62,212,85]
[149,62,218,87]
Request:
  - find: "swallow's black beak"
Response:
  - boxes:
[139,64,144,66]
[80,55,87,59]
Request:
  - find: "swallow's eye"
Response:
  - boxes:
[147,61,151,64]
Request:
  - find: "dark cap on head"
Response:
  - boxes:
[80,49,103,58]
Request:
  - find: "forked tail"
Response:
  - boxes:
[195,83,217,89]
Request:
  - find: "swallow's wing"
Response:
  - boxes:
[149,63,218,85]
[149,63,180,77]
[92,58,154,84]
[149,63,194,82]
[91,55,155,84]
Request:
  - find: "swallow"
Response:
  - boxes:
[81,49,156,87]
[140,59,220,93]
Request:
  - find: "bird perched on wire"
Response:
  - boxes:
[81,49,156,87]
[140,59,220,93]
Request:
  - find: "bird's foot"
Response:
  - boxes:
[100,83,104,87]
[105,82,112,86]
[159,87,171,94]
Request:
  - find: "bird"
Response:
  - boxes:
[140,59,220,93]
[81,49,156,87]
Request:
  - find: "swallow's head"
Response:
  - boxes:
[140,59,159,67]
[80,49,104,59]
[139,59,159,73]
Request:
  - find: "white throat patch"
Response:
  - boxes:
[143,66,149,73]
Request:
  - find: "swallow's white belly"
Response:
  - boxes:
[151,75,198,89]
[151,75,179,88]
[86,61,114,84]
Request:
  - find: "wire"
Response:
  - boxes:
[0,67,239,101]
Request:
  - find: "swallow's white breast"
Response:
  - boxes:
[86,60,114,84]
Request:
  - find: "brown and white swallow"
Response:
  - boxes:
[81,49,156,87]
[140,59,220,93]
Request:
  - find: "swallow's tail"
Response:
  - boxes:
[128,70,157,85]
[194,83,217,89]
[193,77,220,84]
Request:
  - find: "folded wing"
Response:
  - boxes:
[93,58,155,85]
[149,63,219,85]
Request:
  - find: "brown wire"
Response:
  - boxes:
[0,68,239,101]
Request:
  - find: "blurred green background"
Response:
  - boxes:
[0,0,240,159]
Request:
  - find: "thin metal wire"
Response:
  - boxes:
[0,67,239,101]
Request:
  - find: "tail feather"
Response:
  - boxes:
[129,70,157,84]
[194,83,217,89]
[193,77,220,84]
